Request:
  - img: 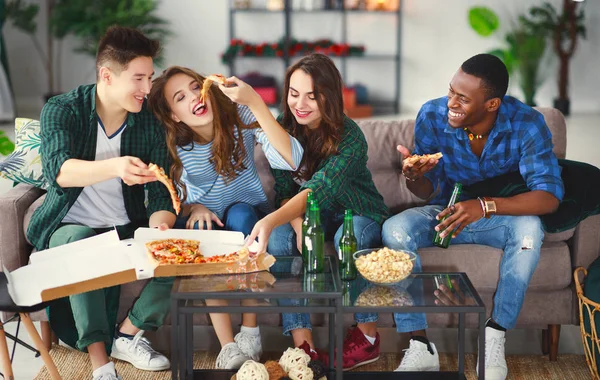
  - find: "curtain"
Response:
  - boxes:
[0,0,15,121]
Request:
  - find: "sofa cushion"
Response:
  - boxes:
[0,118,47,189]
[544,227,576,242]
[419,240,571,291]
[23,194,45,245]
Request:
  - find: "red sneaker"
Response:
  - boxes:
[297,341,320,361]
[326,327,380,371]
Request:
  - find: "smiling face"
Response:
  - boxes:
[446,69,494,129]
[287,69,322,129]
[164,73,214,128]
[104,56,154,113]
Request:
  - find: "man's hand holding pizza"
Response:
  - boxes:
[397,145,442,182]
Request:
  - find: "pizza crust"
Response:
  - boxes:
[148,163,181,215]
[403,152,443,166]
[200,74,227,103]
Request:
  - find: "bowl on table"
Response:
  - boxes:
[353,247,416,286]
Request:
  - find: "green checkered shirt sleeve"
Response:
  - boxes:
[271,167,300,207]
[40,101,77,190]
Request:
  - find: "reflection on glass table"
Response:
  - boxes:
[341,273,482,309]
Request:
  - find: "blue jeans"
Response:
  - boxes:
[382,205,543,332]
[174,202,262,236]
[268,213,382,335]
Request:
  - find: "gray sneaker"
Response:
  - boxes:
[216,342,251,370]
[234,330,263,361]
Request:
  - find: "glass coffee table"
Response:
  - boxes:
[338,273,486,380]
[170,256,342,380]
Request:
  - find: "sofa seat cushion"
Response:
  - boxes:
[419,241,571,292]
[543,227,575,242]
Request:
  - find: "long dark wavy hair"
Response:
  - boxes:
[281,53,345,181]
[148,66,257,202]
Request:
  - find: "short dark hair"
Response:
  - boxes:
[96,25,160,79]
[460,54,509,100]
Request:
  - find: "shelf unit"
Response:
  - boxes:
[227,0,402,114]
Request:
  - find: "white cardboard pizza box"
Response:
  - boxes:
[6,228,275,307]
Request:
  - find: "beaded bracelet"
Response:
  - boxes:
[402,171,420,182]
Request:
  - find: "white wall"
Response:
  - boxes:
[2,0,599,117]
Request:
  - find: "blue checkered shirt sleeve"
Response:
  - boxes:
[519,112,565,201]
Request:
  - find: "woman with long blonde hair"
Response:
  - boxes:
[148,66,303,369]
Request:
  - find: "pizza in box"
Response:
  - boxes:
[145,238,253,265]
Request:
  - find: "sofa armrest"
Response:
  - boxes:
[571,213,600,269]
[0,184,46,271]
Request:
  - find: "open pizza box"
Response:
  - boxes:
[4,228,276,307]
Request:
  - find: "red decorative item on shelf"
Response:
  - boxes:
[254,87,278,105]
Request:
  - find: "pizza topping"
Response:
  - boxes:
[403,152,443,167]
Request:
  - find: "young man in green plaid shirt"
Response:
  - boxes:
[26,26,176,379]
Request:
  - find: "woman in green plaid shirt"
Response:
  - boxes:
[244,53,389,370]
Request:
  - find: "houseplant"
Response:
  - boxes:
[0,130,14,156]
[468,6,548,107]
[50,0,170,66]
[3,0,169,100]
[520,1,586,115]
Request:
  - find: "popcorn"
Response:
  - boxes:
[355,248,414,284]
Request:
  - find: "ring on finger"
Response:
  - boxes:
[450,205,456,213]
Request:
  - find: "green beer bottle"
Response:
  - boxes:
[433,182,463,249]
[301,192,315,260]
[338,209,357,280]
[304,201,325,273]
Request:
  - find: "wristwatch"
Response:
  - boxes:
[482,197,497,218]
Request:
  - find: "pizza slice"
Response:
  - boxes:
[148,163,181,215]
[146,238,202,264]
[200,74,228,103]
[403,152,443,167]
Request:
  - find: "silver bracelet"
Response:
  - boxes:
[477,197,487,218]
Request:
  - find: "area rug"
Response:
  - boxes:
[35,344,590,379]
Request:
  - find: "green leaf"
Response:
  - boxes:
[468,7,499,37]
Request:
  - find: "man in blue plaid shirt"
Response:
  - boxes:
[382,54,564,379]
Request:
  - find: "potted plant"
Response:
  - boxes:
[3,0,169,102]
[468,6,549,107]
[0,130,14,156]
[520,1,586,116]
[50,0,170,66]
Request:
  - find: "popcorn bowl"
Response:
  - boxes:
[353,247,417,286]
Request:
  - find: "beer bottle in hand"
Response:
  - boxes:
[433,182,462,249]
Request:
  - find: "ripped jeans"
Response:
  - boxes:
[382,205,543,331]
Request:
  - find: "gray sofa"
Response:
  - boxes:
[1,107,598,360]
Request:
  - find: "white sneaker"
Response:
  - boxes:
[216,342,252,370]
[92,362,122,380]
[234,330,263,361]
[395,339,440,371]
[93,373,122,380]
[111,331,170,371]
[477,327,508,380]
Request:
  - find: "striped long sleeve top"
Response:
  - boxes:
[178,105,303,219]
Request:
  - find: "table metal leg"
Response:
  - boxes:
[178,312,187,380]
[171,298,179,380]
[478,312,486,380]
[458,313,465,376]
[328,312,335,371]
[186,313,193,379]
[336,302,343,380]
